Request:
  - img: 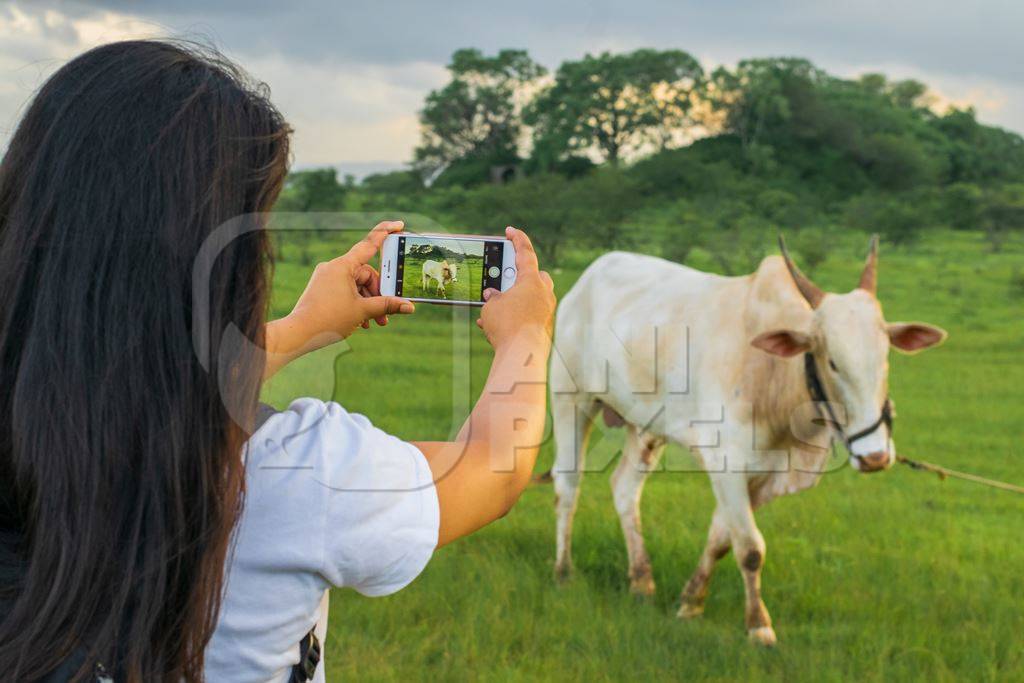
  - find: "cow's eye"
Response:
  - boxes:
[828,358,839,373]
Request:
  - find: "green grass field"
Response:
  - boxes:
[263,229,1024,682]
[402,253,483,302]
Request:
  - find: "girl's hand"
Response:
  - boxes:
[264,221,414,379]
[290,220,414,338]
[476,227,556,350]
[419,227,556,546]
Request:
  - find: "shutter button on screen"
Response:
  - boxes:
[488,266,501,278]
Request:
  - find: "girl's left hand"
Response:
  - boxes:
[292,220,414,337]
[264,221,414,378]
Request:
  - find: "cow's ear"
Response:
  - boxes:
[751,330,812,357]
[887,322,947,354]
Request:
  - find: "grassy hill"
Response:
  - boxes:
[262,228,1024,681]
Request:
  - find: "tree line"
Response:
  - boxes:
[276,48,1024,270]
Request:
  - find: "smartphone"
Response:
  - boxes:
[380,233,516,306]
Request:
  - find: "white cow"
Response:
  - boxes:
[548,237,946,646]
[421,259,458,298]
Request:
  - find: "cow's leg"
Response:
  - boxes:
[610,426,665,596]
[677,507,730,619]
[551,398,595,582]
[709,472,776,646]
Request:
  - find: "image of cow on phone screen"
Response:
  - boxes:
[406,238,482,301]
[421,259,458,297]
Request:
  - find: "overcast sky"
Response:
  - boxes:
[1,0,1021,176]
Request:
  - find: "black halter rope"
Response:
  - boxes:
[803,354,1024,494]
[803,353,893,452]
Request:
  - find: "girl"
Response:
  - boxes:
[0,40,555,682]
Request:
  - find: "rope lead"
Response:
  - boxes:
[896,455,1024,495]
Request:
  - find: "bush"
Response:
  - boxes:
[275,168,348,212]
[456,167,640,265]
[943,183,984,230]
[361,170,424,196]
[1010,267,1024,299]
[860,133,940,190]
[844,193,925,246]
[627,146,742,198]
[980,184,1024,253]
[645,200,710,265]
[791,226,834,274]
[704,214,773,275]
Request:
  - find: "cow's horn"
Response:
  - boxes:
[778,235,825,309]
[858,234,879,295]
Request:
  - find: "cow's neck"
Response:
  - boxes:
[745,350,830,452]
[740,259,830,452]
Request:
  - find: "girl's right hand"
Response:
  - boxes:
[420,226,556,547]
[476,227,556,350]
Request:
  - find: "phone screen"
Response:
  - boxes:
[394,235,506,303]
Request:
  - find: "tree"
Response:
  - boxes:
[943,183,1024,251]
[360,170,424,196]
[860,132,940,189]
[274,168,347,212]
[527,49,703,165]
[980,184,1024,252]
[653,199,710,265]
[457,174,572,265]
[456,167,638,265]
[705,58,824,149]
[888,79,930,110]
[273,169,348,264]
[414,48,545,179]
[845,193,926,246]
[790,226,835,274]
[857,74,931,110]
[932,107,1024,183]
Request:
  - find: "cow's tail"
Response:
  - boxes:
[531,469,553,485]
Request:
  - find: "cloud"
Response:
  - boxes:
[0,4,164,135]
[0,2,448,166]
[55,0,1023,84]
[243,54,445,164]
[2,0,1022,169]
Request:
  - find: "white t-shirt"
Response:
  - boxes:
[204,398,440,682]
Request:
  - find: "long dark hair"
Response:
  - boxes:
[0,40,290,681]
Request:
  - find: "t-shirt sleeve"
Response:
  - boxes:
[276,398,439,597]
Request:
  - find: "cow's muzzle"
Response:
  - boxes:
[851,451,892,473]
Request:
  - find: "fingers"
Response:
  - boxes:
[538,271,554,290]
[476,288,500,332]
[361,295,415,321]
[355,264,381,297]
[354,264,388,324]
[347,220,404,265]
[506,226,539,275]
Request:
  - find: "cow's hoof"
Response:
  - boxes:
[629,576,656,597]
[676,601,705,620]
[747,626,777,647]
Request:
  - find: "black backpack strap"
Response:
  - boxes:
[289,627,321,682]
[42,652,112,682]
